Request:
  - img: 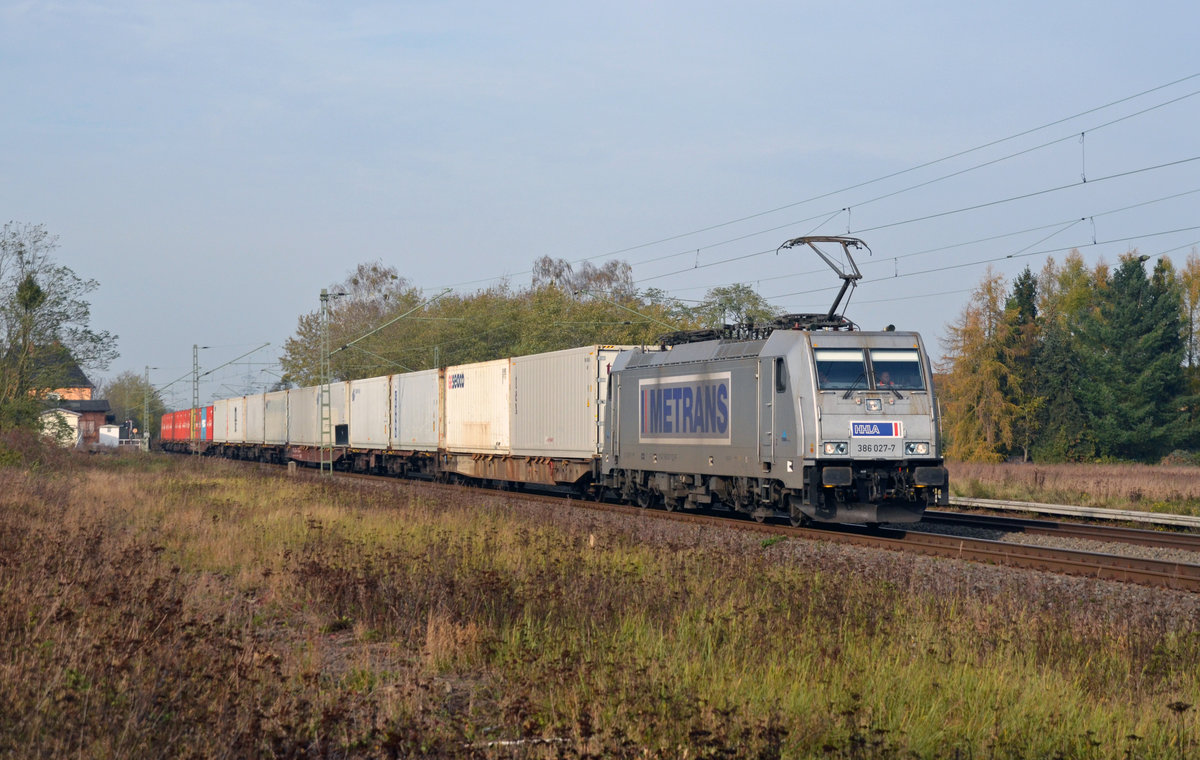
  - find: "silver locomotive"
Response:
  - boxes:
[602,237,947,525]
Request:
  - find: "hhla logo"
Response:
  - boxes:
[851,421,902,437]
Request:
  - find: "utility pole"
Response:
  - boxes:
[319,290,333,475]
[192,344,200,455]
[142,365,151,452]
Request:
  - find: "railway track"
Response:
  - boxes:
[585,501,1200,594]
[299,467,1200,594]
[921,509,1200,552]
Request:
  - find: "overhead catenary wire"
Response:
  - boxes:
[656,185,1200,299]
[433,73,1200,291]
[630,158,1200,295]
[767,228,1200,301]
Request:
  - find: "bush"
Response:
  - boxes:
[1161,450,1200,466]
[0,428,70,470]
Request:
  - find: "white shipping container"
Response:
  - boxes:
[510,345,629,458]
[390,369,440,451]
[264,390,288,445]
[349,375,390,449]
[288,383,350,446]
[245,393,266,444]
[212,398,230,443]
[444,359,510,453]
[217,396,247,443]
[330,382,350,444]
[288,386,318,445]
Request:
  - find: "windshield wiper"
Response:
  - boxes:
[841,373,866,400]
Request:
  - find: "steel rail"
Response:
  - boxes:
[949,496,1200,529]
[923,510,1200,552]
[598,502,1200,593]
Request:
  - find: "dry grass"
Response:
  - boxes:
[1,441,1198,757]
[949,460,1200,513]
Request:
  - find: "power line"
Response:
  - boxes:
[658,185,1200,298]
[629,158,1200,292]
[853,155,1200,235]
[434,73,1200,291]
[830,237,1200,307]
[767,226,1200,301]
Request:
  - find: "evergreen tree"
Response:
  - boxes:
[1031,315,1093,460]
[1030,252,1102,461]
[1002,267,1042,461]
[1075,254,1186,461]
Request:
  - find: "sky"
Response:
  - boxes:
[2,1,1199,409]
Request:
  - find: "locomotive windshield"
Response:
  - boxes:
[815,347,926,391]
[814,349,866,390]
[869,349,925,391]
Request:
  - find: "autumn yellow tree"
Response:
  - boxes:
[939,268,1019,462]
[1182,247,1200,377]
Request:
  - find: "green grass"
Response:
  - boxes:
[1,450,1197,757]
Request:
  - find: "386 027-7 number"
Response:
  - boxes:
[852,442,897,455]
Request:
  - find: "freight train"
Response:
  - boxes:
[161,237,948,525]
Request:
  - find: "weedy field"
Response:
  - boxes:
[1,438,1198,758]
[949,460,1200,515]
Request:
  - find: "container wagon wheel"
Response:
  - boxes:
[788,495,810,528]
[636,488,654,509]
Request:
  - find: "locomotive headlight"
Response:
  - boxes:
[823,441,848,456]
[905,441,930,456]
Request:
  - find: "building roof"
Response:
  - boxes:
[33,343,94,390]
[55,399,110,414]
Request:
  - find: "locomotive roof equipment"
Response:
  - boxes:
[658,235,868,346]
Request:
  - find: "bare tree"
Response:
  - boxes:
[0,222,117,428]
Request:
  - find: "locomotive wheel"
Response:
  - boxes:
[636,489,653,509]
[787,496,810,527]
[663,497,680,512]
